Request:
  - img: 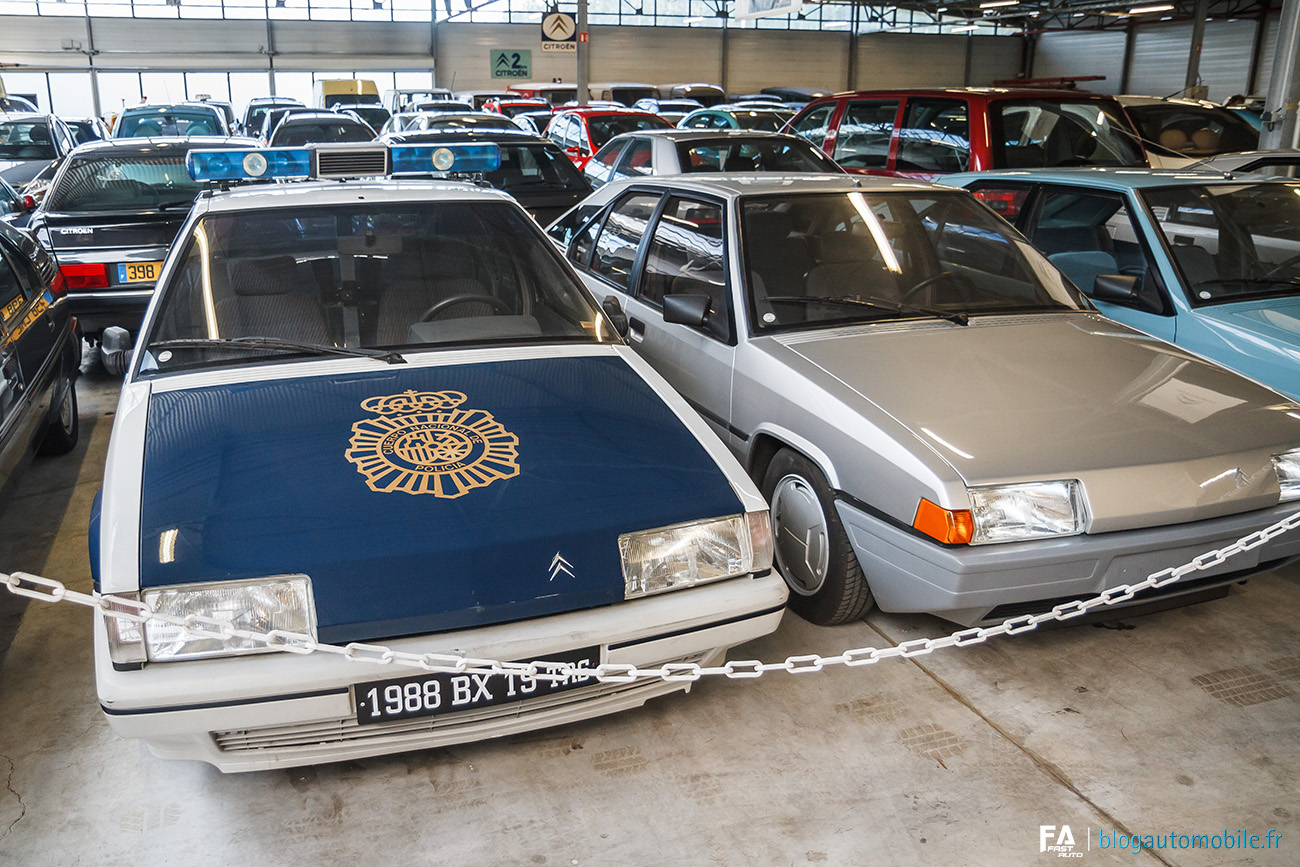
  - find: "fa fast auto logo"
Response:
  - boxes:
[346,389,519,497]
[1040,825,1083,858]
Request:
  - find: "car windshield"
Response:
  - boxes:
[423,115,519,130]
[1126,104,1259,156]
[677,138,839,173]
[1141,182,1300,306]
[272,121,374,145]
[486,143,589,192]
[743,191,1087,332]
[246,104,297,131]
[141,199,614,374]
[587,115,672,149]
[730,111,793,132]
[117,109,224,138]
[0,121,56,160]
[45,153,204,212]
[990,100,1146,169]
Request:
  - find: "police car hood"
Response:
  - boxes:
[137,355,744,643]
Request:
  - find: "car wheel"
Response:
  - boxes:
[37,378,79,456]
[762,448,874,626]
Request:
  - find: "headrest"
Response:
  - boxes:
[28,125,51,144]
[228,255,300,296]
[819,232,870,264]
[1190,128,1220,151]
[745,210,795,243]
[1158,129,1190,151]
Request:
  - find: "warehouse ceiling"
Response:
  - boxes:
[806,0,1270,31]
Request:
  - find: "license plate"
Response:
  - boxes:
[117,261,162,283]
[353,646,601,726]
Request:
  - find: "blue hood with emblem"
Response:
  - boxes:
[139,355,743,643]
[1190,297,1300,401]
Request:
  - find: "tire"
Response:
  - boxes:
[761,448,874,626]
[37,378,79,457]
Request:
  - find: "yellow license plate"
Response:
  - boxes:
[117,261,162,283]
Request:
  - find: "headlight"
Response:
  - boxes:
[1275,449,1300,502]
[620,512,773,599]
[123,575,316,662]
[967,481,1085,545]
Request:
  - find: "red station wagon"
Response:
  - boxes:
[785,88,1148,180]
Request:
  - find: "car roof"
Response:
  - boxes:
[555,107,660,118]
[384,128,551,144]
[600,173,932,199]
[943,167,1270,193]
[280,111,366,123]
[201,179,516,214]
[0,113,56,124]
[63,135,257,158]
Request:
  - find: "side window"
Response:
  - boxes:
[615,139,654,179]
[591,142,623,173]
[576,121,590,152]
[790,104,835,149]
[968,184,1033,223]
[550,117,571,147]
[896,98,970,174]
[639,197,731,342]
[832,100,898,170]
[1030,187,1166,311]
[547,203,603,250]
[685,113,711,130]
[590,192,661,289]
[0,243,31,329]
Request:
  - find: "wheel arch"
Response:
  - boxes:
[746,425,841,491]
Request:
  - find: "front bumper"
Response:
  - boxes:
[836,499,1300,626]
[95,571,787,772]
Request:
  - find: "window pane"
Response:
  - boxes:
[832,100,897,170]
[896,99,969,174]
[790,104,834,148]
[640,197,730,341]
[591,193,659,288]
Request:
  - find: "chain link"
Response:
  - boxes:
[5,509,1299,683]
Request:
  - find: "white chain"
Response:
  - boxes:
[5,507,1300,684]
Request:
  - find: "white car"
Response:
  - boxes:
[91,142,787,772]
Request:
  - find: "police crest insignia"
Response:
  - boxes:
[346,390,519,497]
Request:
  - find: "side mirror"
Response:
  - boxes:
[21,195,36,211]
[100,326,134,376]
[1089,274,1140,303]
[601,295,629,338]
[663,293,711,327]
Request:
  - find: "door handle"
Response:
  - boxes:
[627,316,645,342]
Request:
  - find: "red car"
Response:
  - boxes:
[544,108,673,170]
[785,88,1148,180]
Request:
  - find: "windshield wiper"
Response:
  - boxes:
[149,337,407,364]
[155,199,196,211]
[764,294,969,326]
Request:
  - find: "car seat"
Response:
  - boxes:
[217,255,330,344]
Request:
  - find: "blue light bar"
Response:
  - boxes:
[186,148,311,182]
[390,143,502,176]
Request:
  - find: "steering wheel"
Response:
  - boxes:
[1264,252,1300,278]
[419,293,513,322]
[899,271,978,305]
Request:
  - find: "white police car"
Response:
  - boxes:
[91,142,787,772]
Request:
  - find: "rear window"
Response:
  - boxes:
[0,121,57,160]
[272,122,374,146]
[117,110,224,138]
[991,100,1145,169]
[676,138,840,174]
[47,154,203,212]
[586,115,673,149]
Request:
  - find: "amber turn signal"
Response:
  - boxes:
[913,498,974,545]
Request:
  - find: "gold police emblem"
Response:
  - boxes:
[346,390,519,497]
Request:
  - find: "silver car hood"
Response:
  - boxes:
[769,313,1300,532]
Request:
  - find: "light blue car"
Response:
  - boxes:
[943,168,1300,401]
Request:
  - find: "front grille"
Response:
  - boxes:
[213,652,707,754]
[313,146,388,179]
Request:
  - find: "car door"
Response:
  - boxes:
[830,99,900,176]
[1016,183,1177,341]
[0,238,45,487]
[577,190,736,441]
[893,97,971,180]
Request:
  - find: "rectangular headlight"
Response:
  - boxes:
[1275,449,1300,502]
[968,481,1085,545]
[142,575,315,662]
[620,513,770,599]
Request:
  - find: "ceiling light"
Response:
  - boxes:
[1129,4,1175,12]
[979,0,1018,8]
[952,22,980,31]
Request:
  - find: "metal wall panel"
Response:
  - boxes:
[726,30,848,93]
[1254,12,1282,97]
[967,35,1024,86]
[1030,30,1127,95]
[1127,20,1256,102]
[854,34,968,89]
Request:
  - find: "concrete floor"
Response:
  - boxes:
[1,356,1298,867]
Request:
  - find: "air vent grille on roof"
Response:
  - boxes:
[313,146,389,179]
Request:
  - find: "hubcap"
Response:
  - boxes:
[58,387,74,432]
[771,473,830,596]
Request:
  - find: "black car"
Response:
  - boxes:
[267,111,374,146]
[0,113,78,193]
[381,128,592,225]
[0,217,80,495]
[27,136,256,371]
[240,97,304,138]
